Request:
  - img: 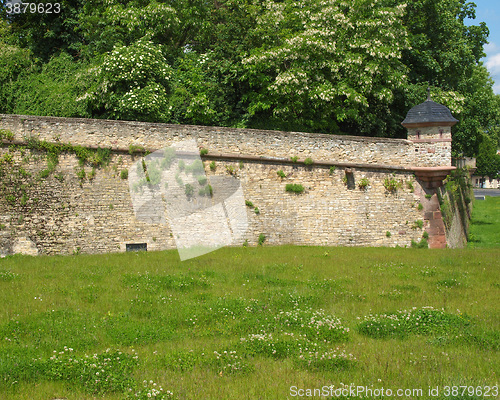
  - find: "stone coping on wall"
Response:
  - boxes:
[0,113,410,145]
[0,113,424,168]
[1,138,451,178]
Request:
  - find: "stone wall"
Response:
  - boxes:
[0,114,445,256]
[1,114,418,166]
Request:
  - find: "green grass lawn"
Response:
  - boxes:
[0,246,498,399]
[468,196,500,248]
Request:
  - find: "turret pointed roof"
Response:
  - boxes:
[402,88,458,128]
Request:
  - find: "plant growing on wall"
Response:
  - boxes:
[175,173,183,187]
[304,158,314,166]
[88,167,96,180]
[0,129,14,141]
[329,166,336,174]
[406,180,415,193]
[245,200,254,207]
[384,176,402,192]
[277,170,286,179]
[258,233,266,246]
[290,156,298,163]
[412,220,424,229]
[198,184,212,197]
[285,183,304,194]
[184,183,194,197]
[199,148,208,156]
[129,144,145,155]
[209,161,216,171]
[411,238,428,248]
[120,169,128,179]
[358,177,369,190]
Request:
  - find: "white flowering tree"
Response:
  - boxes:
[78,0,179,56]
[79,39,173,122]
[242,0,409,134]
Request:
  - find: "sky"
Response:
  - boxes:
[471,0,500,94]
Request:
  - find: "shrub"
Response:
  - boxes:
[384,176,402,192]
[304,157,313,166]
[185,183,194,197]
[76,168,86,181]
[358,177,369,189]
[413,220,423,229]
[39,169,51,179]
[258,233,266,246]
[129,144,144,155]
[285,184,304,194]
[422,231,429,239]
[198,185,213,197]
[175,173,183,187]
[411,238,428,248]
[277,170,286,178]
[184,160,204,175]
[0,129,14,141]
[20,193,28,206]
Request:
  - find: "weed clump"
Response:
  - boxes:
[357,307,469,339]
[285,183,304,194]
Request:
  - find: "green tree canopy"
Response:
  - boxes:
[241,0,409,135]
[0,0,498,160]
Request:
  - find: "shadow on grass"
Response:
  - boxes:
[469,220,493,226]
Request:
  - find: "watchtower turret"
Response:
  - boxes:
[402,88,457,168]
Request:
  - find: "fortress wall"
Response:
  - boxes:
[0,114,422,167]
[0,114,437,256]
